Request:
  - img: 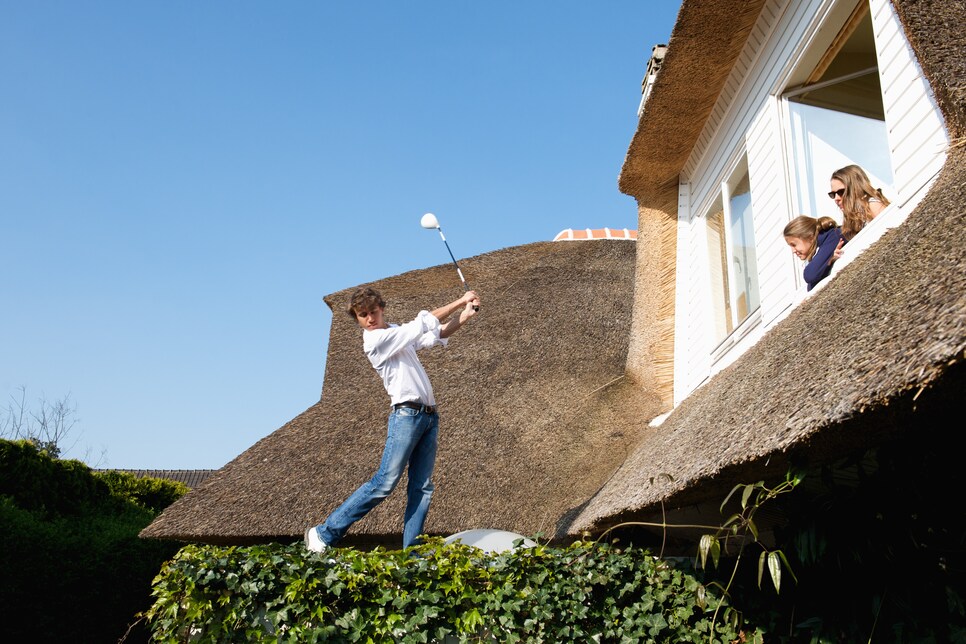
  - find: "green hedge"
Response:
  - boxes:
[0,440,186,643]
[97,469,189,513]
[146,538,760,643]
[0,439,109,516]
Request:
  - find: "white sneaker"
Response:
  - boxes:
[304,527,328,553]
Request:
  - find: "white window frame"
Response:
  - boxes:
[701,151,763,363]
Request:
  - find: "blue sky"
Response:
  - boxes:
[1,2,679,469]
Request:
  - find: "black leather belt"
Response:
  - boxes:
[393,401,437,415]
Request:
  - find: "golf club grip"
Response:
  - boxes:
[461,282,480,312]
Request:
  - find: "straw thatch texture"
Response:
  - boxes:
[142,240,662,545]
[625,200,678,406]
[570,140,966,535]
[617,0,768,200]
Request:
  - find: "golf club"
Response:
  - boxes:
[420,213,479,311]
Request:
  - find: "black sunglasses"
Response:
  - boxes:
[827,188,846,199]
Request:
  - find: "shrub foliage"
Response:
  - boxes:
[0,440,186,643]
[97,468,190,513]
[146,538,760,643]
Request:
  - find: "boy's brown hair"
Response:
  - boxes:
[346,287,386,321]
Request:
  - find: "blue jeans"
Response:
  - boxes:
[314,407,439,549]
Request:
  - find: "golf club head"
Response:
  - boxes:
[420,212,440,229]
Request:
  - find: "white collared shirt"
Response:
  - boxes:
[362,310,447,406]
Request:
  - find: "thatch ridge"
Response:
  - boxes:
[142,240,662,545]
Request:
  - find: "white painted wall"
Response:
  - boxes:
[673,183,702,404]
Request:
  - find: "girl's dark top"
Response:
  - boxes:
[803,227,844,291]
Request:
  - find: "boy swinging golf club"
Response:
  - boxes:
[305,215,481,552]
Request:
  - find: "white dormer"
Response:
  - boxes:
[669,0,949,403]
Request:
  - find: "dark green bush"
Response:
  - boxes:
[0,439,109,516]
[146,538,759,643]
[0,440,186,643]
[752,444,966,642]
[97,469,189,513]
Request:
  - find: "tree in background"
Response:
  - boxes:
[1,386,105,464]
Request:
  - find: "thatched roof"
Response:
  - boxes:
[566,0,966,536]
[142,240,661,545]
[618,0,769,200]
[102,469,216,489]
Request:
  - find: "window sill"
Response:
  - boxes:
[710,307,763,366]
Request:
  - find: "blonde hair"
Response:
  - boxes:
[783,215,838,261]
[831,165,891,240]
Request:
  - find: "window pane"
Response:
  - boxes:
[728,170,759,323]
[706,198,733,342]
[791,11,882,119]
[787,102,893,220]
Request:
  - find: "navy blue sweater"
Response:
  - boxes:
[803,227,844,290]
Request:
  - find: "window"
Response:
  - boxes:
[783,2,894,220]
[706,155,760,343]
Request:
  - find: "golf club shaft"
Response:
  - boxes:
[436,227,479,311]
[437,230,468,288]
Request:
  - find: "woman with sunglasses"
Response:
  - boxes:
[828,164,890,241]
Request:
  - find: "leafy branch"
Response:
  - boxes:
[596,469,804,641]
[701,470,802,592]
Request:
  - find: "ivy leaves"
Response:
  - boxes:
[145,539,753,642]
